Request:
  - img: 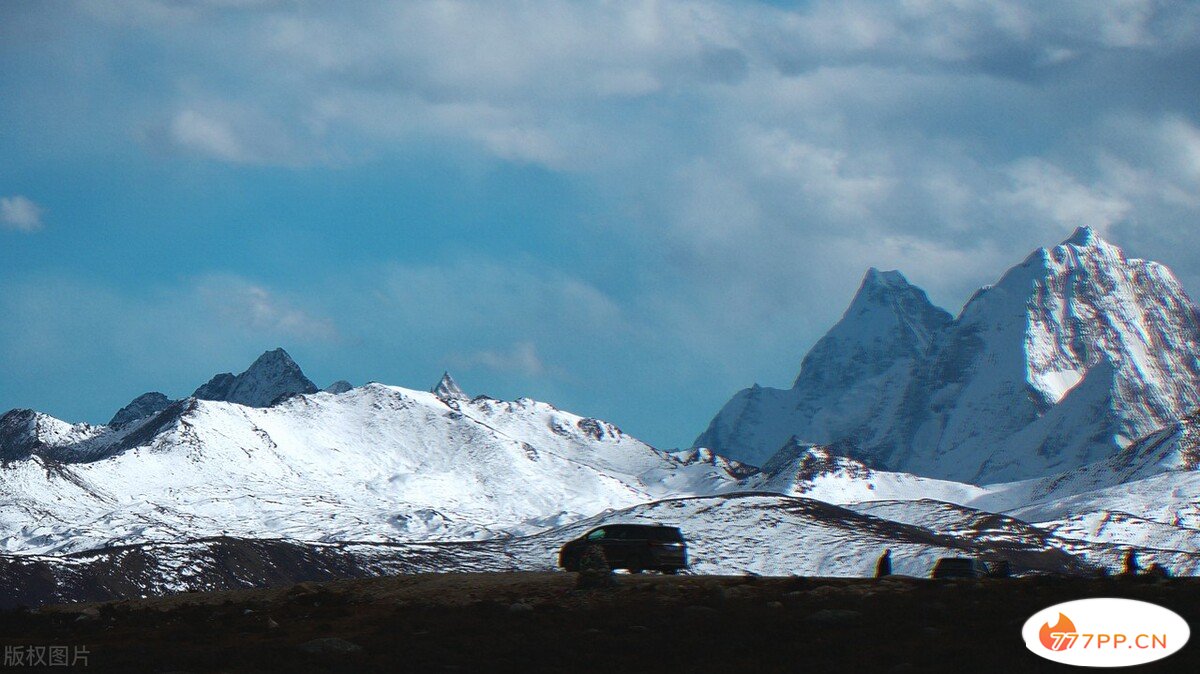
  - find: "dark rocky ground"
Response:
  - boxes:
[1,572,1197,673]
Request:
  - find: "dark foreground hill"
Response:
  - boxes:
[3,572,1197,673]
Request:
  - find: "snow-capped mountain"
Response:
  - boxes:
[4,325,1200,601]
[0,352,746,555]
[697,227,1200,484]
[695,268,951,470]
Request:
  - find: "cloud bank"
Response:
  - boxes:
[2,1,1199,446]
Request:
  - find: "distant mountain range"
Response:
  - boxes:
[3,226,1200,604]
[0,355,749,556]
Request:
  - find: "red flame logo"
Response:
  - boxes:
[1039,613,1077,651]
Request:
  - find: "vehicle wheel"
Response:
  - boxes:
[662,568,679,575]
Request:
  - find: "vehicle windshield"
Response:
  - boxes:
[645,527,683,542]
[583,526,682,542]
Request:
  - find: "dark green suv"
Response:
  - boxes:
[558,524,687,574]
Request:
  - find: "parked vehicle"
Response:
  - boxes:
[930,557,991,579]
[558,524,687,574]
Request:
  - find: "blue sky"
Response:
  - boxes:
[2,1,1200,450]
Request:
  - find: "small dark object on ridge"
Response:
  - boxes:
[1143,562,1170,579]
[1121,548,1140,577]
[875,549,892,578]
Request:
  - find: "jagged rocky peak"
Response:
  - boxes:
[323,380,354,394]
[0,409,41,461]
[192,348,319,408]
[109,392,174,427]
[748,438,885,498]
[862,267,912,290]
[432,372,468,401]
[851,267,936,310]
[693,267,955,468]
[1064,224,1100,247]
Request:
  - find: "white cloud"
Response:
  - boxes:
[152,106,321,166]
[999,158,1132,232]
[1156,116,1200,186]
[57,0,1197,324]
[451,341,548,377]
[169,110,248,163]
[1,195,44,232]
[8,1,1200,444]
[194,275,340,342]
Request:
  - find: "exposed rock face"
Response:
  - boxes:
[109,392,174,427]
[192,348,319,408]
[431,372,468,402]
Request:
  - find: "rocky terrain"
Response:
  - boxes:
[3,572,1197,672]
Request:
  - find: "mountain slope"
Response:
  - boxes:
[696,268,951,468]
[846,498,1200,576]
[975,408,1200,512]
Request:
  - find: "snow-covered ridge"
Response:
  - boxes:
[0,492,1097,608]
[747,439,989,505]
